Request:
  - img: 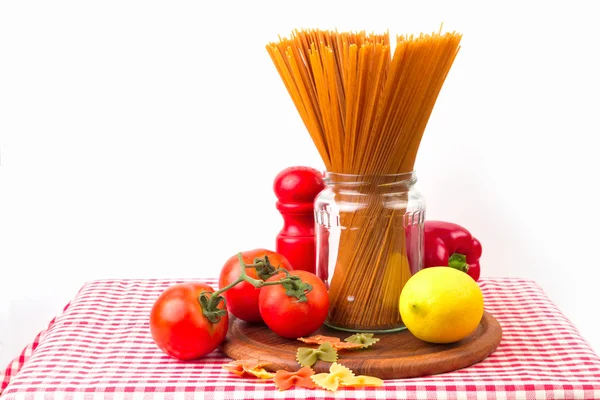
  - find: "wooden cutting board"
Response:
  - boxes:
[220,311,502,379]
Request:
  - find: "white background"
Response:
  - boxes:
[1,0,599,367]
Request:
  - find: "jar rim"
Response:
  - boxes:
[323,171,417,185]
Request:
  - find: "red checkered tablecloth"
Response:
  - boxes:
[1,278,600,399]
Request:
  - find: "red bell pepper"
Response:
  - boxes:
[423,221,482,281]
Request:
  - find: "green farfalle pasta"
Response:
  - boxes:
[344,333,380,349]
[296,341,338,367]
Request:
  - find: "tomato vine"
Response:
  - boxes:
[200,253,313,324]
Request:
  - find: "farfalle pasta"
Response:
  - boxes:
[344,333,380,348]
[223,331,385,392]
[311,363,355,391]
[310,362,384,391]
[222,359,275,379]
[296,341,338,367]
[298,335,341,345]
[331,342,365,350]
[298,334,365,350]
[273,367,316,391]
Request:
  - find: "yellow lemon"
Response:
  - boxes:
[399,266,484,344]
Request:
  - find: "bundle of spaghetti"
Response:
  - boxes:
[266,27,462,330]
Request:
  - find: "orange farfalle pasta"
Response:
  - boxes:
[331,342,365,350]
[298,335,341,345]
[298,335,364,350]
[222,359,275,379]
[273,367,316,391]
[222,362,245,377]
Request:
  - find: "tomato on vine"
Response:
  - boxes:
[218,249,293,322]
[150,250,326,361]
[258,270,329,339]
[150,282,229,360]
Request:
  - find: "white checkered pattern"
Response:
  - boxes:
[2,278,599,399]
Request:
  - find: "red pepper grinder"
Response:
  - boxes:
[273,166,325,274]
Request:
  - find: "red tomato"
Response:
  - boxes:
[150,282,228,360]
[258,270,329,338]
[218,249,293,322]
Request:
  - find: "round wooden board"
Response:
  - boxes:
[220,311,502,379]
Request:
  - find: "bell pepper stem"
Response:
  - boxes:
[448,253,469,273]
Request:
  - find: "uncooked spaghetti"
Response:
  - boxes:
[266,27,462,330]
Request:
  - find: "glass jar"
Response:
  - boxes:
[314,171,426,333]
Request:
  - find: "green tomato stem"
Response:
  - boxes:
[210,253,254,298]
[259,280,288,287]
